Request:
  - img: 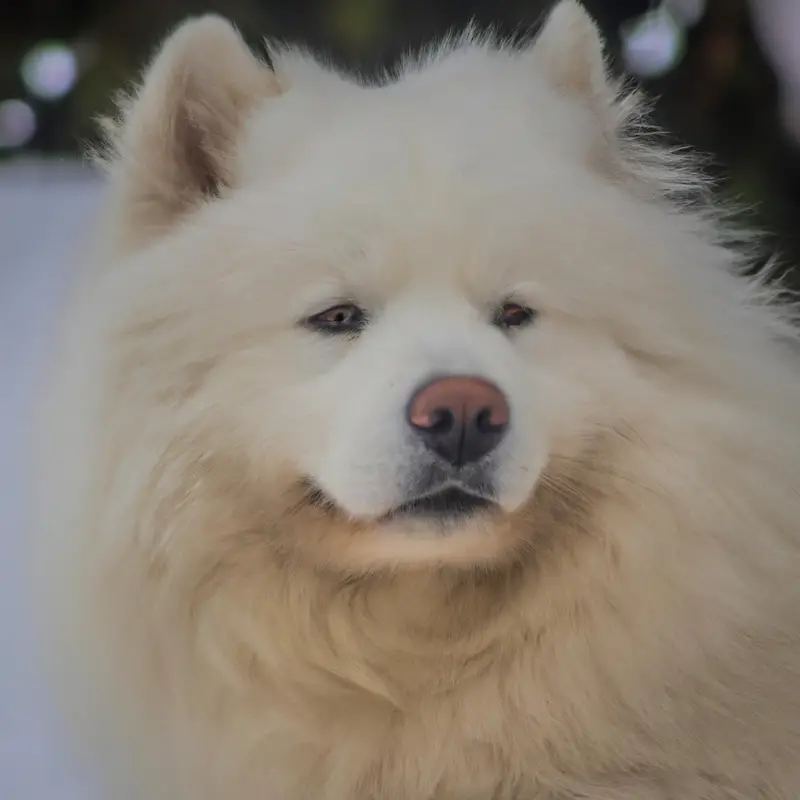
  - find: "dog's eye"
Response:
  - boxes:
[494,302,536,329]
[306,303,367,334]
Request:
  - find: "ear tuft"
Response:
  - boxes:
[534,0,610,103]
[99,15,279,252]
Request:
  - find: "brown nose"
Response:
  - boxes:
[406,376,509,467]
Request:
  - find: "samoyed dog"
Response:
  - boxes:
[33,1,800,798]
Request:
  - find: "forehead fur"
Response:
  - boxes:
[242,32,590,174]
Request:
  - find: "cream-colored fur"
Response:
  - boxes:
[33,2,800,798]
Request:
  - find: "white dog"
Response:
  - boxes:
[33,1,800,798]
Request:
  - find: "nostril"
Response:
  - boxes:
[475,407,505,433]
[409,402,456,433]
[427,407,455,434]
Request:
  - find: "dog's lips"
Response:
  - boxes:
[384,486,497,522]
[300,480,497,524]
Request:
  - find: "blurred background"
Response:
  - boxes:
[2,0,800,264]
[1,1,800,798]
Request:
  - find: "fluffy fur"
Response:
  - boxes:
[33,2,800,798]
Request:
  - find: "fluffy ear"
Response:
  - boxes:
[100,16,280,252]
[533,0,612,105]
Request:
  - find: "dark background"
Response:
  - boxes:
[2,0,799,279]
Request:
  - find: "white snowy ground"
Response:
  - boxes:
[0,160,103,799]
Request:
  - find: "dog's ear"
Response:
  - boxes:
[533,0,612,106]
[99,16,279,252]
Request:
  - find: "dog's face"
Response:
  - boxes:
[205,148,640,571]
[101,2,725,572]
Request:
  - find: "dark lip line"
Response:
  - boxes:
[300,479,497,521]
[385,486,495,521]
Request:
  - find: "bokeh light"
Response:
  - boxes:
[0,100,37,149]
[621,6,686,80]
[20,42,79,101]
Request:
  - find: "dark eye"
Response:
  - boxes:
[494,302,536,330]
[306,303,367,334]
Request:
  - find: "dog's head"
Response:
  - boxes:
[97,1,758,573]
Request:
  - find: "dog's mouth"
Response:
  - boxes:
[300,481,497,524]
[385,486,495,521]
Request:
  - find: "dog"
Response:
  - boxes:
[33,1,800,797]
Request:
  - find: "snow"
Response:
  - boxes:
[0,160,103,799]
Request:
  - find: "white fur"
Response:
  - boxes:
[32,2,800,798]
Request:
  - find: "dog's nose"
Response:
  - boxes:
[407,376,509,467]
